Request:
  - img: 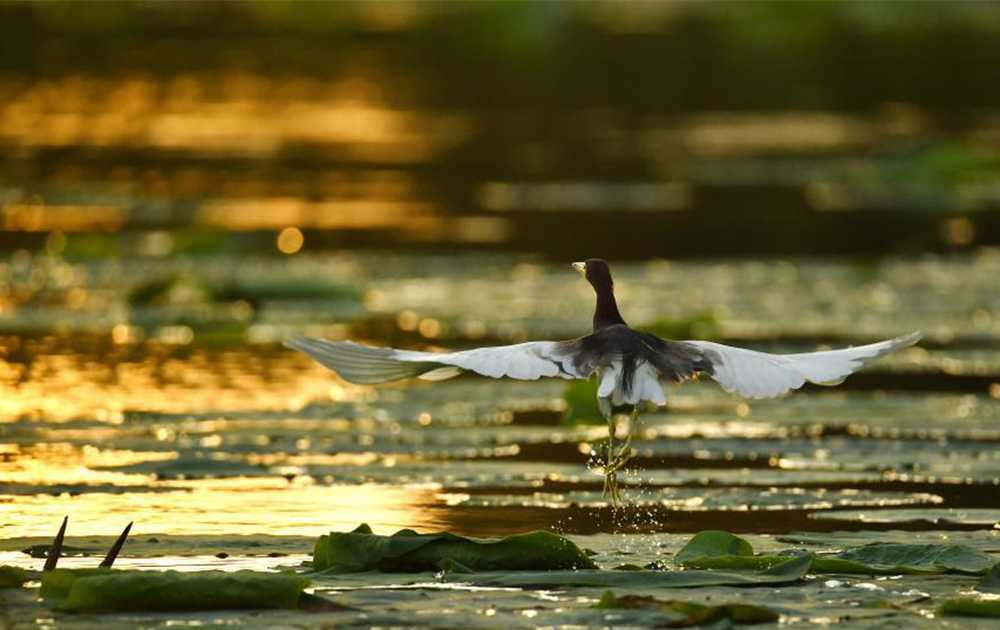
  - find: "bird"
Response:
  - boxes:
[286,259,921,504]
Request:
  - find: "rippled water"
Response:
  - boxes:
[1,251,999,627]
[4,3,1000,624]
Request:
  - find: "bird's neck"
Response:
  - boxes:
[593,285,627,330]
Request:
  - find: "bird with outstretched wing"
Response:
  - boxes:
[287,259,920,504]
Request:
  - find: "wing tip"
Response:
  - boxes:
[282,336,420,384]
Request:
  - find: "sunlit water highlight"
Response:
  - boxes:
[0,253,997,556]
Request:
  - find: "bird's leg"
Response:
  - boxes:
[601,406,639,506]
[605,411,636,475]
[603,412,616,500]
[619,406,639,462]
[602,406,641,505]
[613,407,638,464]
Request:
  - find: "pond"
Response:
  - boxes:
[1,251,999,627]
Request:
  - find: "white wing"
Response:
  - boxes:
[684,332,921,399]
[285,337,589,385]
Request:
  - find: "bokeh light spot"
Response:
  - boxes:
[940,217,975,247]
[277,226,304,254]
[418,318,441,338]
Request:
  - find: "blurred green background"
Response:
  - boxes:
[1,0,1000,259]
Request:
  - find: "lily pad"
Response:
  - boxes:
[0,565,30,588]
[939,597,1000,618]
[831,543,995,575]
[46,569,310,612]
[976,563,1000,593]
[447,554,810,588]
[40,568,115,600]
[675,531,995,575]
[594,590,778,626]
[312,523,597,572]
[675,531,754,564]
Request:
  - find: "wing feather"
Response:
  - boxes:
[285,337,590,385]
[395,341,585,380]
[284,338,434,384]
[684,332,921,399]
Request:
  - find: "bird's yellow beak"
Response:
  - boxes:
[572,261,586,275]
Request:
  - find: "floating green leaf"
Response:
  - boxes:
[312,523,597,573]
[674,531,795,571]
[40,568,114,600]
[976,563,1000,593]
[437,558,474,574]
[939,598,1000,618]
[675,531,755,564]
[832,543,994,575]
[595,591,779,626]
[0,565,29,588]
[448,554,810,588]
[675,531,995,575]
[51,570,310,613]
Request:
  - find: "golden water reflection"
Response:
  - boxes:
[0,478,445,538]
[0,443,169,487]
[0,343,356,421]
[1,440,451,540]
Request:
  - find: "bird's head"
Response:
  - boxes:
[572,259,613,292]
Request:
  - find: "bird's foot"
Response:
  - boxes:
[602,468,621,505]
[601,438,633,506]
